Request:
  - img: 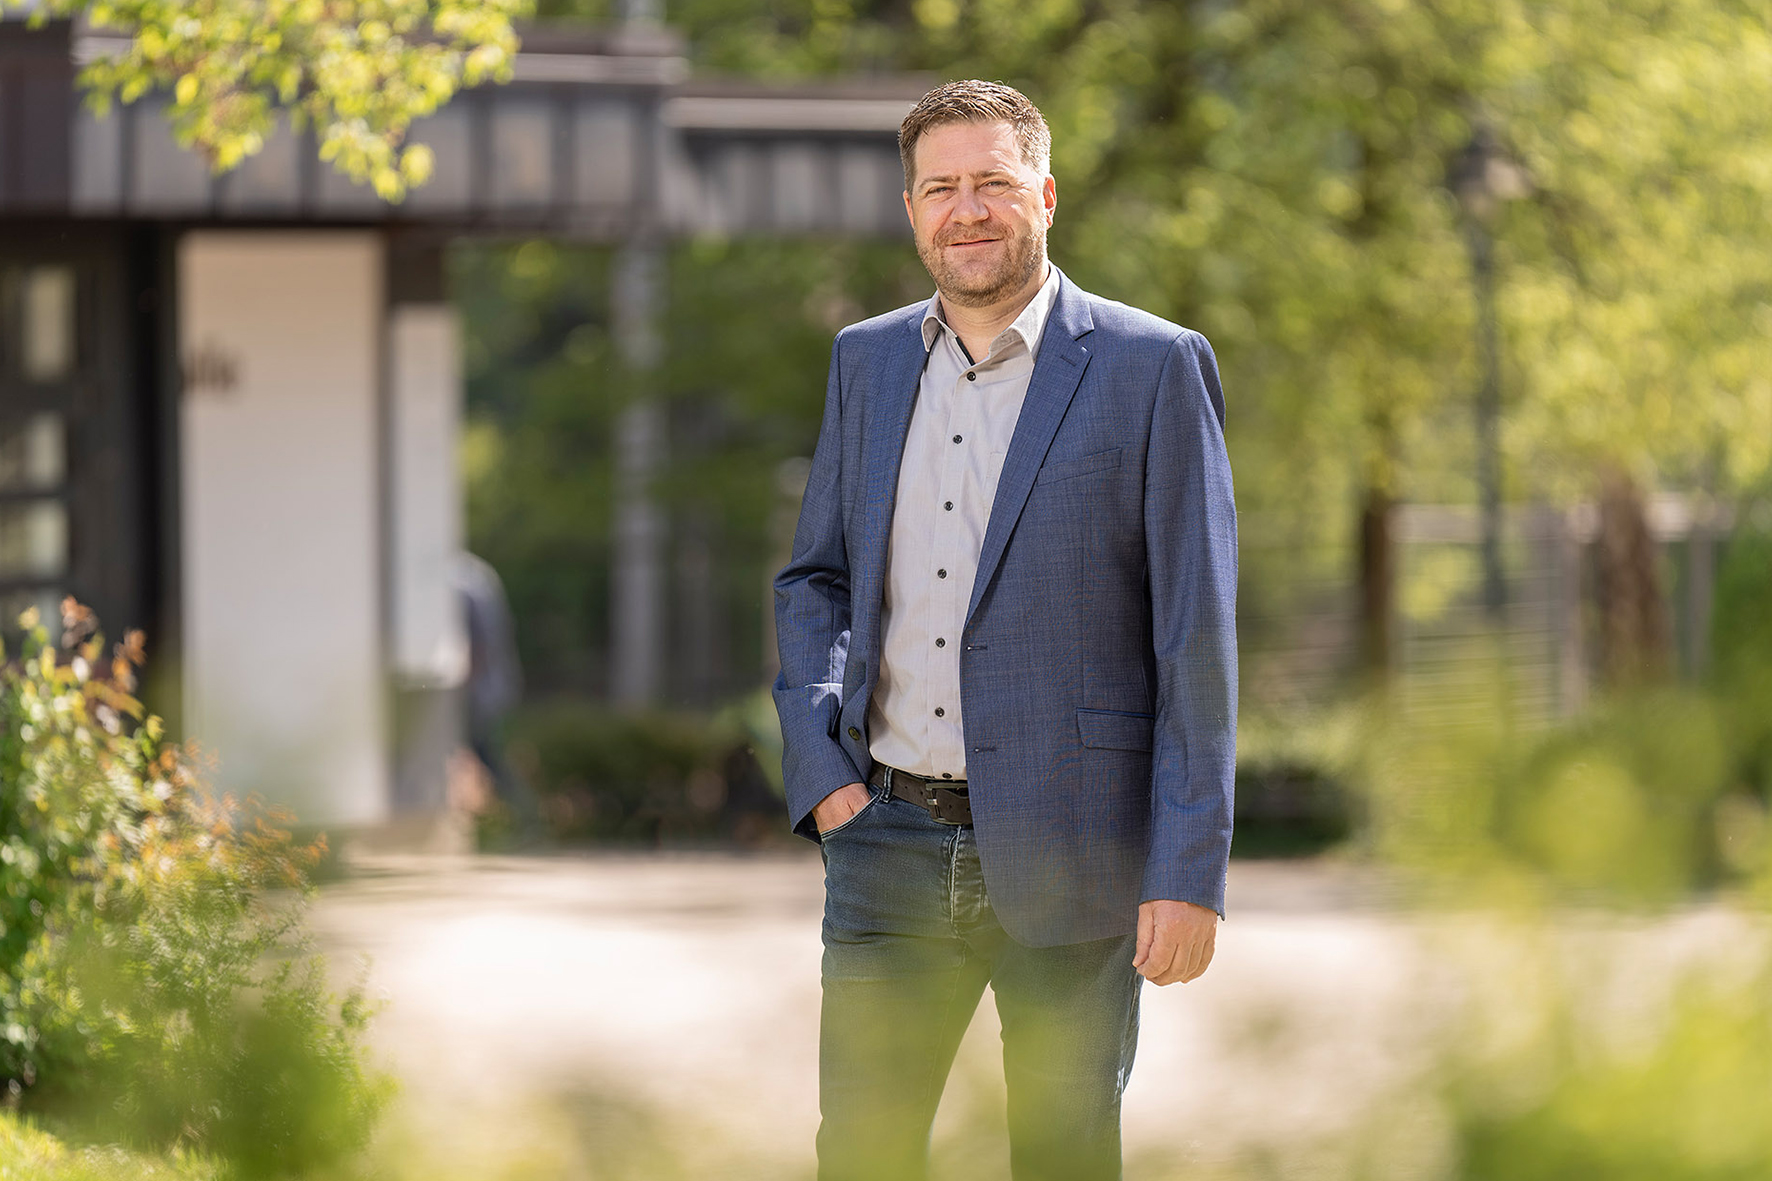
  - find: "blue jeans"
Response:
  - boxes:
[817,780,1142,1181]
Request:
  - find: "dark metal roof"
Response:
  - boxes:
[0,18,924,239]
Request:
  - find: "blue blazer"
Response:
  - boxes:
[773,268,1237,947]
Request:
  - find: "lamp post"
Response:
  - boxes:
[1449,125,1531,623]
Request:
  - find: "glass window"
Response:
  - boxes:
[0,413,66,491]
[0,500,68,579]
[22,266,76,382]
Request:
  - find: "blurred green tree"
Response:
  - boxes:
[470,0,1772,702]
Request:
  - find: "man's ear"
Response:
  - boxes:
[1043,175,1057,226]
[903,190,915,229]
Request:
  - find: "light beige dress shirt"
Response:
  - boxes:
[867,264,1061,782]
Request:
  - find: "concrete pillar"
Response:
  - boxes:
[386,268,467,820]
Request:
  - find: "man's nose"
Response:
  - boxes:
[952,184,989,222]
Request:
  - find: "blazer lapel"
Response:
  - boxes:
[965,274,1096,624]
[855,308,931,644]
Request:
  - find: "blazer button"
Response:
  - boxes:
[847,726,861,741]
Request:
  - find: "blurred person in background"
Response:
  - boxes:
[456,551,545,844]
[773,81,1238,1181]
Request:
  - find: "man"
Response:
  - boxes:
[773,80,1237,1181]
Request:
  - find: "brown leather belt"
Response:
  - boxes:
[869,764,972,826]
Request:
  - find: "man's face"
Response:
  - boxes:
[904,120,1057,309]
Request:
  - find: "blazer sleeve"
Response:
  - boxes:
[772,332,866,839]
[1141,330,1238,915]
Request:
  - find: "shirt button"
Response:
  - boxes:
[944,501,954,511]
[937,569,947,579]
[965,371,976,382]
[935,637,946,648]
[934,707,945,718]
[952,434,962,444]
[847,726,861,740]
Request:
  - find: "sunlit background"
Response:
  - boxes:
[2,0,1771,1177]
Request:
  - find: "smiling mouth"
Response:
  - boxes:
[946,238,999,248]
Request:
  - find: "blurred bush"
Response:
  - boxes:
[503,694,785,846]
[1442,964,1772,1181]
[1232,762,1356,857]
[1354,678,1760,905]
[1317,919,1772,1181]
[510,690,1370,855]
[510,691,1373,857]
[1326,632,1772,1178]
[1233,707,1368,858]
[0,603,390,1174]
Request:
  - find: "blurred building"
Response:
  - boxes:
[0,16,916,835]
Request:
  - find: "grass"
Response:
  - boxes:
[0,1113,221,1181]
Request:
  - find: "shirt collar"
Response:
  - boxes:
[920,263,1061,361]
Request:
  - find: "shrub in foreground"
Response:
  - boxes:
[0,603,389,1174]
[0,1109,220,1179]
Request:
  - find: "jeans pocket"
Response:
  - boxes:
[817,781,889,841]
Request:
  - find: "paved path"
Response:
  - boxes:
[306,852,1755,1180]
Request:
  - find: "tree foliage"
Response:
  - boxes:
[631,0,1772,510]
[462,0,1772,697]
[2,0,531,199]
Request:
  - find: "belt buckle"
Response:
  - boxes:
[926,782,969,826]
[919,778,954,824]
[885,766,969,826]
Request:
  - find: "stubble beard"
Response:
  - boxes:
[919,220,1047,310]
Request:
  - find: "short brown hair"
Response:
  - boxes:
[898,80,1052,191]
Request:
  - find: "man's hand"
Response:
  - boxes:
[812,782,871,834]
[1134,899,1218,985]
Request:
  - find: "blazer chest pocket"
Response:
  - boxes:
[1076,708,1155,752]
[1034,448,1121,486]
